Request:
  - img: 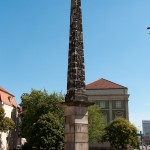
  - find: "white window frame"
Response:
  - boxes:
[116,101,121,108]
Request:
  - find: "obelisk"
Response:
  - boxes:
[62,0,93,150]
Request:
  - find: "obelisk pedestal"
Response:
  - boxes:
[64,106,88,150]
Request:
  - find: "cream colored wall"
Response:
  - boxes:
[87,95,128,101]
[1,104,13,150]
[3,104,13,118]
[86,88,128,96]
[86,88,129,122]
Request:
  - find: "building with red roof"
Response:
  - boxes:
[86,78,130,150]
[0,86,18,108]
[86,78,127,90]
[86,78,129,124]
[0,86,20,150]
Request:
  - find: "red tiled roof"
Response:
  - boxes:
[0,86,18,108]
[0,86,14,97]
[86,78,127,90]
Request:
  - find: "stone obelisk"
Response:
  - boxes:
[62,0,93,150]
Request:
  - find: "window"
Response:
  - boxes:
[100,101,106,108]
[101,112,107,124]
[116,101,121,108]
[95,100,107,108]
[8,96,13,105]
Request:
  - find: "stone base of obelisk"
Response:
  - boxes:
[64,105,89,150]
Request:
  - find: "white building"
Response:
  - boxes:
[0,86,20,150]
[143,120,150,136]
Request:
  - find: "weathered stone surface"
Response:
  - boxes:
[74,115,88,124]
[65,123,88,133]
[64,0,93,149]
[74,107,88,115]
[75,133,88,142]
[65,133,88,142]
[65,143,75,150]
[64,106,88,115]
[65,143,88,150]
[65,124,75,133]
[65,134,75,142]
[65,0,88,102]
[75,124,88,133]
[64,106,89,149]
[65,106,88,124]
[75,143,88,150]
[65,115,88,124]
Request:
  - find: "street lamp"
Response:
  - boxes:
[147,27,150,34]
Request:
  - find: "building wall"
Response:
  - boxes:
[143,120,150,136]
[87,88,128,96]
[87,88,129,149]
[0,105,13,150]
[87,88,129,124]
[0,90,19,150]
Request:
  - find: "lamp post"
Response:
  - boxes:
[147,27,150,34]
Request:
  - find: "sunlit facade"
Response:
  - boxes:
[86,78,129,124]
[86,78,129,150]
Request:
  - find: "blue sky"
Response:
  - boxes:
[0,0,150,130]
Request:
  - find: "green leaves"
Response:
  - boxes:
[0,104,15,132]
[88,105,104,143]
[20,89,106,149]
[20,90,64,150]
[101,118,139,150]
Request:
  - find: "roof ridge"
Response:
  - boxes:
[100,78,127,88]
[0,86,14,97]
[86,78,127,89]
[0,86,18,108]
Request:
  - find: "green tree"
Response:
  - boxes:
[88,105,104,143]
[0,104,15,132]
[20,89,104,149]
[101,118,139,150]
[20,90,64,150]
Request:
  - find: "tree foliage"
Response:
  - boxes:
[102,118,139,150]
[88,105,104,143]
[20,90,64,150]
[0,104,15,132]
[20,89,104,149]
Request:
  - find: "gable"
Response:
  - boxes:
[86,78,127,90]
[0,87,18,108]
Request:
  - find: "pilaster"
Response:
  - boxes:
[109,100,112,121]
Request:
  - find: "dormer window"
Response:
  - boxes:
[8,96,13,105]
